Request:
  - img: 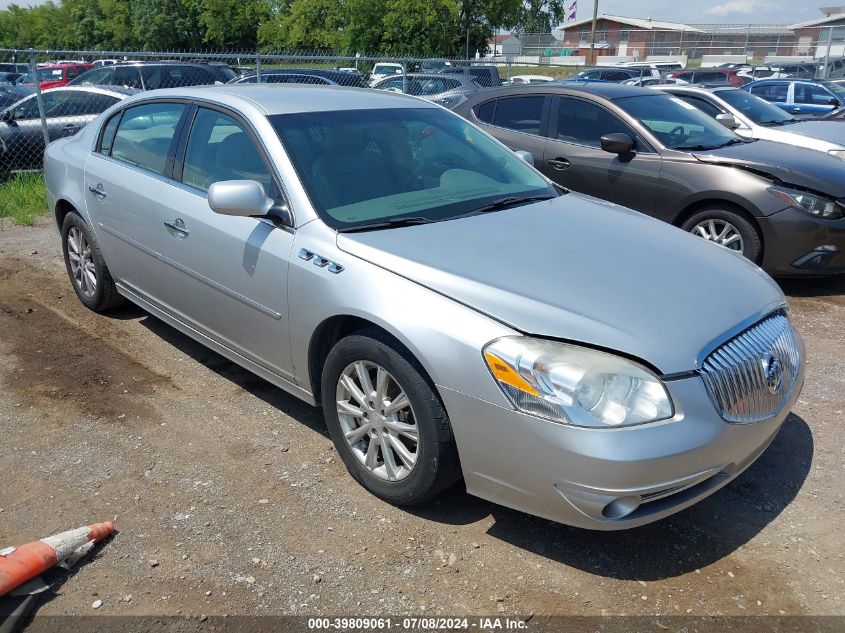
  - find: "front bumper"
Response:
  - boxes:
[760,207,845,276]
[440,367,804,530]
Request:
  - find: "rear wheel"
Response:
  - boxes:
[321,329,461,505]
[681,206,762,264]
[61,212,124,312]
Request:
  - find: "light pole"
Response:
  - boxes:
[589,0,599,66]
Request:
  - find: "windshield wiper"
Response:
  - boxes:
[337,216,435,233]
[760,119,798,127]
[457,195,555,218]
[676,138,747,151]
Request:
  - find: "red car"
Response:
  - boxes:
[666,68,745,88]
[18,63,93,89]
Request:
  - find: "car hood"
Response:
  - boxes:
[336,195,784,374]
[692,139,845,198]
[780,120,845,146]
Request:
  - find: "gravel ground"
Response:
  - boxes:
[0,218,843,622]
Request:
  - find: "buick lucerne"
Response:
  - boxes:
[44,85,805,529]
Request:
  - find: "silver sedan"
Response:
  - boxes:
[44,85,805,529]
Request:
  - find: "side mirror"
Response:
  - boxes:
[828,98,840,107]
[715,113,740,129]
[600,133,634,155]
[208,180,291,225]
[514,150,534,165]
[1,108,14,123]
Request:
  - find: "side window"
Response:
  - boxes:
[99,112,121,155]
[114,66,141,88]
[181,107,274,194]
[474,100,496,123]
[492,96,544,135]
[557,97,635,148]
[796,84,837,105]
[675,71,694,82]
[77,67,111,86]
[677,95,723,118]
[379,78,404,91]
[13,95,43,119]
[111,102,186,176]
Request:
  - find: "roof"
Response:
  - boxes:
[123,84,434,116]
[790,12,845,28]
[479,81,658,100]
[561,14,697,32]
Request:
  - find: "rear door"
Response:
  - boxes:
[471,94,551,174]
[154,105,295,378]
[748,81,791,112]
[543,95,661,212]
[791,83,842,116]
[84,101,189,300]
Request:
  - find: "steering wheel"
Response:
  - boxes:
[406,152,471,187]
[668,125,687,143]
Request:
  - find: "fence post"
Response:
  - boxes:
[823,27,833,80]
[402,60,408,94]
[506,57,512,82]
[29,49,50,152]
[255,53,262,81]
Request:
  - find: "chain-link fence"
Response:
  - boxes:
[1,36,843,179]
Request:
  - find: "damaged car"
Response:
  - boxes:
[454,82,845,275]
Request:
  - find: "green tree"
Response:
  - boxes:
[381,0,459,57]
[456,0,520,58]
[202,0,269,49]
[259,0,343,51]
[132,0,205,50]
[514,0,565,33]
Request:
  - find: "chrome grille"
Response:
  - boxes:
[700,313,801,423]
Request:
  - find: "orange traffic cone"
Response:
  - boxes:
[0,521,114,598]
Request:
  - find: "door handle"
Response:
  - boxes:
[546,157,571,170]
[164,218,190,238]
[88,184,106,198]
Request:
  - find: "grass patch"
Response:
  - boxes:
[0,173,48,226]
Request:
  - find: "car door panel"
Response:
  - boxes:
[153,106,294,378]
[84,101,188,301]
[473,95,551,175]
[544,96,661,213]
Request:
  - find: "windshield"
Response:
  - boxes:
[823,81,845,97]
[717,89,794,125]
[615,94,740,150]
[269,107,554,229]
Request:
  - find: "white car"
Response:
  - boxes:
[369,62,403,86]
[655,84,845,160]
[507,74,554,84]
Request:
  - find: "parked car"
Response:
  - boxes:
[744,78,845,117]
[767,62,819,79]
[92,59,120,67]
[623,76,682,87]
[575,67,648,82]
[507,74,554,84]
[654,85,845,160]
[0,63,30,74]
[69,62,235,90]
[371,73,480,108]
[0,71,23,85]
[615,61,684,74]
[454,82,845,275]
[737,65,791,81]
[44,85,804,530]
[822,105,845,120]
[0,86,136,173]
[439,65,502,88]
[369,62,403,85]
[420,59,450,72]
[667,68,745,87]
[229,69,368,88]
[17,63,94,89]
[0,84,33,110]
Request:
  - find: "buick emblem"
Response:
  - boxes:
[761,352,784,395]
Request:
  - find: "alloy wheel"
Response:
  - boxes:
[691,218,744,253]
[335,361,419,482]
[67,227,97,297]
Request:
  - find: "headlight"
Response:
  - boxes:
[828,150,845,160]
[483,337,674,429]
[768,186,844,220]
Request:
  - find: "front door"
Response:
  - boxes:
[543,96,661,213]
[154,106,295,379]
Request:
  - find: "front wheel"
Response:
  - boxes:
[321,329,461,505]
[681,207,762,264]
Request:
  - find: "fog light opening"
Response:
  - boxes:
[602,495,642,520]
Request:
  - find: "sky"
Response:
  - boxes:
[569,0,825,25]
[0,0,833,24]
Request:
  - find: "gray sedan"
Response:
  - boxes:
[44,85,804,530]
[371,73,480,109]
[453,82,845,275]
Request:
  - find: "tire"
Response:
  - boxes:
[321,328,461,505]
[681,206,762,264]
[61,211,124,312]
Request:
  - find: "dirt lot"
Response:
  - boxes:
[0,218,843,622]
